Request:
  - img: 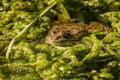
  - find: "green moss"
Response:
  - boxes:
[0,0,120,80]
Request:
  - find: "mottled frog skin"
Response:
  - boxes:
[45,19,110,46]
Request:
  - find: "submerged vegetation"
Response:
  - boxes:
[0,0,120,80]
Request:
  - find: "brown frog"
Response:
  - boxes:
[45,19,110,46]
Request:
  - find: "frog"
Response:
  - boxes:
[45,19,110,46]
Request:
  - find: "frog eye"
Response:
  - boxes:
[53,31,57,34]
[63,33,72,39]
